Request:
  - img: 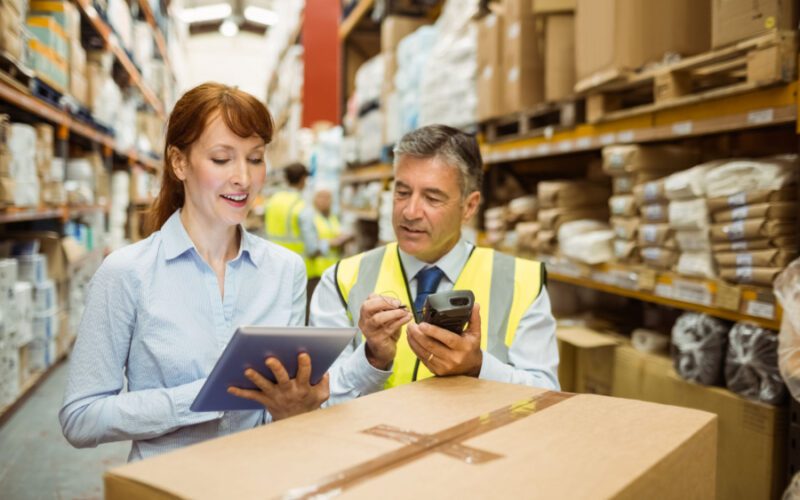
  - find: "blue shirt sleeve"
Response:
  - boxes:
[59,253,223,448]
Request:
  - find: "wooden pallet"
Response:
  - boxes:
[581,31,797,123]
[0,51,33,94]
[482,99,584,143]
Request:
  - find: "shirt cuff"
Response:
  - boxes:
[477,351,514,384]
[343,343,392,396]
[173,378,224,425]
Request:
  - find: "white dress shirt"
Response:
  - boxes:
[311,238,560,406]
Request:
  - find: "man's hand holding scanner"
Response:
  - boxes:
[359,293,414,370]
[407,302,483,377]
[227,353,330,421]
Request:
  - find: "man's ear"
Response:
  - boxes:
[168,146,188,181]
[462,190,481,222]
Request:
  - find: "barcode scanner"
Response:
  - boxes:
[421,290,475,334]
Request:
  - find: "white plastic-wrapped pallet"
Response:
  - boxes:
[353,55,384,163]
[418,0,479,128]
[8,123,39,207]
[395,25,438,136]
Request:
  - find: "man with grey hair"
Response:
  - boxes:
[311,124,559,403]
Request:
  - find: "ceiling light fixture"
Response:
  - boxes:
[177,3,231,23]
[219,17,240,37]
[243,6,278,26]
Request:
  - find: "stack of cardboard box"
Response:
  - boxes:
[712,0,798,48]
[380,15,428,145]
[536,180,610,254]
[535,0,576,102]
[603,145,700,267]
[0,0,25,61]
[575,0,710,90]
[25,14,69,92]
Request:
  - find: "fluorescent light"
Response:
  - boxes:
[177,3,231,23]
[243,6,278,26]
[219,18,240,37]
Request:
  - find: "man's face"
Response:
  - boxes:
[392,156,480,263]
[314,190,332,215]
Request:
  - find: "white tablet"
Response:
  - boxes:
[190,326,357,412]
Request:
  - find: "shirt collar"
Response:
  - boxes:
[161,209,260,268]
[398,237,473,284]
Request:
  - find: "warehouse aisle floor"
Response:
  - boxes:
[0,360,128,500]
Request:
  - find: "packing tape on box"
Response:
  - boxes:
[282,391,575,499]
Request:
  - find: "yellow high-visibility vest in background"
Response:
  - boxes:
[264,190,312,274]
[335,242,545,388]
[311,212,341,279]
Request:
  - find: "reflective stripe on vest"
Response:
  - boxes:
[311,213,341,279]
[264,190,305,255]
[335,242,544,388]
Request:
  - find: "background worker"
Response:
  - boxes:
[310,124,560,403]
[263,162,322,281]
[309,188,353,292]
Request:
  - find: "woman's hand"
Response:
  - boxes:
[227,353,330,421]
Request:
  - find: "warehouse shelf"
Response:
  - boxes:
[340,162,393,184]
[537,255,782,330]
[0,349,69,426]
[135,0,175,82]
[342,206,379,221]
[339,0,375,40]
[481,82,797,164]
[266,16,305,98]
[0,79,162,171]
[0,79,114,148]
[0,205,108,224]
[74,0,165,118]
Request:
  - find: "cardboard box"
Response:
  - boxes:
[69,69,88,106]
[610,216,639,240]
[538,180,610,209]
[538,206,610,231]
[712,201,797,223]
[640,202,669,223]
[712,0,797,48]
[544,14,575,101]
[533,0,576,13]
[719,266,783,286]
[640,246,678,270]
[608,195,638,217]
[638,223,675,248]
[711,219,796,242]
[104,376,717,499]
[476,14,504,121]
[712,236,797,253]
[707,186,797,214]
[29,0,81,39]
[381,15,428,53]
[715,248,796,268]
[613,344,786,500]
[26,16,69,62]
[575,0,711,84]
[602,144,701,176]
[502,0,544,113]
[633,179,668,205]
[557,326,618,394]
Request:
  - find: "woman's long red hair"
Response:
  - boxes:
[146,83,274,234]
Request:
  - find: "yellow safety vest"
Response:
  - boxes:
[311,213,341,279]
[264,190,313,274]
[335,242,545,388]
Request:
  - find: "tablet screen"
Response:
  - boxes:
[191,326,357,412]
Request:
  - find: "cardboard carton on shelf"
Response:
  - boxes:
[711,236,797,253]
[538,180,610,209]
[544,13,575,102]
[712,0,798,48]
[601,144,701,176]
[711,201,798,223]
[476,13,504,121]
[575,0,711,86]
[105,376,717,499]
[613,344,786,500]
[533,0,576,14]
[706,186,797,213]
[502,0,544,114]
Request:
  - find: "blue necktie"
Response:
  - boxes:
[414,266,445,315]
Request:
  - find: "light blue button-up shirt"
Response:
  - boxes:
[59,210,307,461]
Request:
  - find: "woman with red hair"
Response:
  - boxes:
[59,83,328,461]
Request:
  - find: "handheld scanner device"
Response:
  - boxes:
[421,290,475,334]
